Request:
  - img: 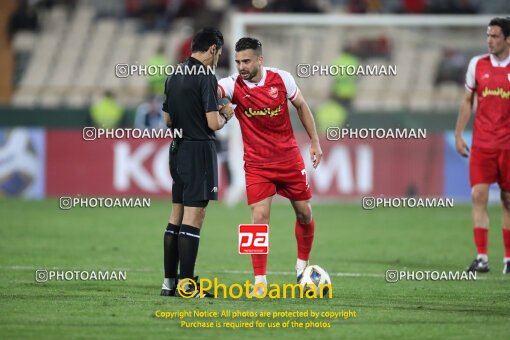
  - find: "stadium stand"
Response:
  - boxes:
[6,0,509,112]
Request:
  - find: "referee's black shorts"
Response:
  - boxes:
[169,140,218,207]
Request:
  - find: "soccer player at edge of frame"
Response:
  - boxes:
[218,37,323,295]
[160,27,235,298]
[454,17,510,274]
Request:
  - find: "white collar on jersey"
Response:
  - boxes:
[242,67,267,88]
[490,53,510,67]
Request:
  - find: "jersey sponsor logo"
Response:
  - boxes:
[482,86,510,99]
[268,86,278,99]
[238,224,269,254]
[243,105,281,118]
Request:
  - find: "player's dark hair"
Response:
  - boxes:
[191,27,224,53]
[489,17,510,38]
[235,37,263,56]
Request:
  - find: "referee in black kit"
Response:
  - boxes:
[160,28,233,298]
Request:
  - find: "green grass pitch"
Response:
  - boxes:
[1,198,509,339]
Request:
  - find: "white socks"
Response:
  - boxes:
[254,275,267,285]
[476,255,510,263]
[163,278,176,290]
[296,259,308,274]
[477,254,488,262]
[253,260,308,286]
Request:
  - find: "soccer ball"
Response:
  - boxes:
[298,265,332,297]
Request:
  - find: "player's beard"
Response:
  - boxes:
[488,41,506,57]
[242,66,259,81]
[491,46,506,58]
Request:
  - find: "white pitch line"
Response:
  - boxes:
[211,270,498,281]
[219,269,382,278]
[1,265,501,280]
[0,266,380,277]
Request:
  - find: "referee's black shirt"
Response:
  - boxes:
[162,57,218,141]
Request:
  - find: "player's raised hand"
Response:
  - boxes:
[310,141,323,168]
[455,135,470,157]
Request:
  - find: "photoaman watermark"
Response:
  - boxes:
[176,278,332,299]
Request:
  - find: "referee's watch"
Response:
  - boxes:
[220,111,229,123]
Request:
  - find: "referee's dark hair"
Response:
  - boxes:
[489,17,510,38]
[191,27,224,53]
[235,37,263,56]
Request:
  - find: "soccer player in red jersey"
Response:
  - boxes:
[218,38,323,291]
[455,18,510,274]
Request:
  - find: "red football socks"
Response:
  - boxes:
[251,219,315,275]
[502,229,510,258]
[473,227,488,255]
[251,254,267,276]
[295,219,315,261]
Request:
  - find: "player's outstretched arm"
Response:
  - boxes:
[455,90,474,158]
[291,91,322,168]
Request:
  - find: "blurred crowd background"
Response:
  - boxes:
[3,0,509,114]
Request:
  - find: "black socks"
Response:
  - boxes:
[163,223,180,279]
[178,224,201,280]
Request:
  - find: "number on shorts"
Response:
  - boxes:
[301,169,309,189]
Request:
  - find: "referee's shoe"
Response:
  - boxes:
[176,276,214,298]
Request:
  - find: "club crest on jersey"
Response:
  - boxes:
[268,86,278,99]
